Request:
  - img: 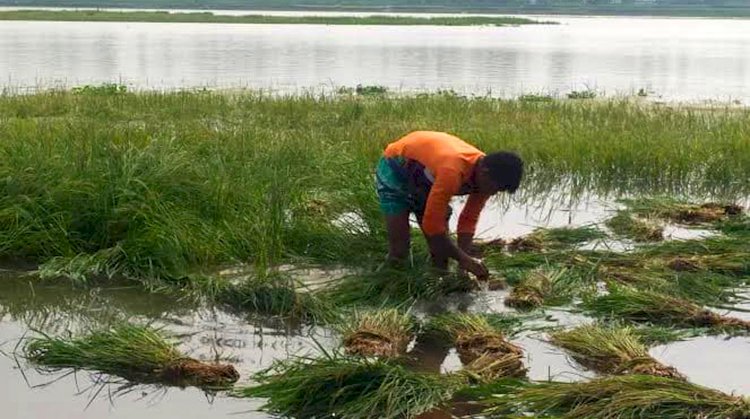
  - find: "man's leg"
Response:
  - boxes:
[386,211,411,262]
[376,156,412,264]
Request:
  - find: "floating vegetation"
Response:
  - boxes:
[234,353,461,419]
[605,212,664,242]
[624,198,744,225]
[428,313,526,379]
[582,286,750,332]
[549,323,684,379]
[336,308,416,358]
[482,375,750,419]
[23,324,239,388]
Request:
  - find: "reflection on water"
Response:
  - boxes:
[2,16,750,101]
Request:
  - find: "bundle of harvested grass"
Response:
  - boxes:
[582,286,750,331]
[504,268,575,310]
[504,226,605,253]
[625,198,744,225]
[234,353,460,419]
[336,308,415,358]
[24,324,239,388]
[482,375,750,419]
[549,324,684,379]
[664,254,750,276]
[507,235,545,252]
[428,313,525,379]
[605,212,663,242]
[212,276,332,322]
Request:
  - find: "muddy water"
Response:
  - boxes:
[0,273,332,418]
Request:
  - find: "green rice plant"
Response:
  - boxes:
[319,262,475,309]
[23,324,239,388]
[426,313,526,378]
[233,353,462,419]
[623,197,744,225]
[549,323,684,379]
[663,254,750,277]
[334,308,416,358]
[482,375,750,418]
[504,268,588,310]
[503,226,606,252]
[3,91,750,288]
[215,277,332,322]
[605,211,664,242]
[582,285,750,332]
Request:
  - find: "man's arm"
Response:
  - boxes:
[421,172,488,278]
[457,193,491,255]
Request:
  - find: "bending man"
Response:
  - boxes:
[376,131,524,279]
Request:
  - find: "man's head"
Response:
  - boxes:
[475,151,524,195]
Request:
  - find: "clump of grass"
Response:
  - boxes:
[428,313,526,379]
[319,263,475,308]
[605,212,664,242]
[624,198,744,225]
[549,323,684,379]
[233,353,461,419]
[582,286,750,332]
[483,375,750,418]
[335,308,416,358]
[23,324,239,388]
[504,226,606,252]
[507,234,545,252]
[664,254,750,276]
[197,275,332,322]
[505,268,583,310]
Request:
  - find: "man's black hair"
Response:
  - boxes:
[482,151,524,193]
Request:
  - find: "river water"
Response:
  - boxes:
[1,11,750,101]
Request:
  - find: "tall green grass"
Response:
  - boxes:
[2,91,749,283]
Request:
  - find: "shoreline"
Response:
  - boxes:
[0,4,749,19]
[0,9,552,25]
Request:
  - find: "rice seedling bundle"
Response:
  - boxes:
[337,308,415,358]
[549,324,684,379]
[482,375,750,419]
[625,198,745,225]
[234,354,460,419]
[583,286,750,331]
[605,212,664,242]
[505,268,573,310]
[428,313,526,379]
[665,254,750,276]
[24,324,239,388]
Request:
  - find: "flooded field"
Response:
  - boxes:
[2,195,749,417]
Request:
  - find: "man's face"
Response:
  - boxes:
[476,167,503,195]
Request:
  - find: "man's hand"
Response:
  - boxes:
[459,254,489,280]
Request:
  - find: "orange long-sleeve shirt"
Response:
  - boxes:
[384,131,490,236]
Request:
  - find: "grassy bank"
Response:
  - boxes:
[0,10,548,25]
[1,89,749,283]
